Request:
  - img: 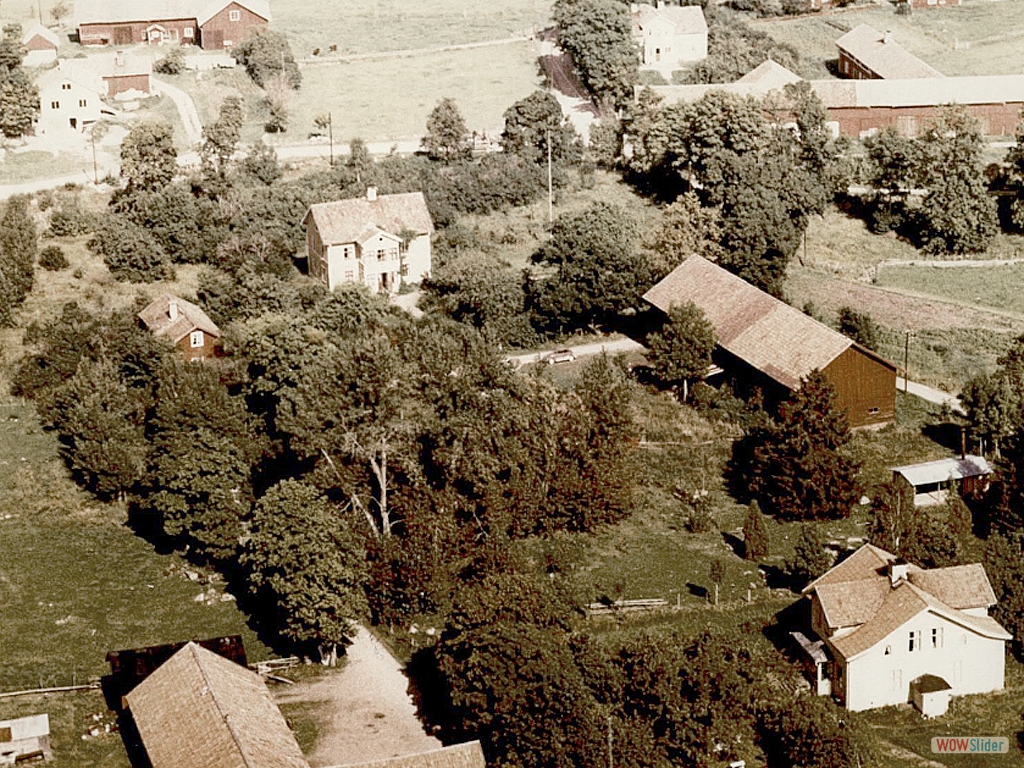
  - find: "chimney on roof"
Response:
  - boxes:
[882,30,893,44]
[168,300,179,321]
[366,186,378,202]
[656,0,665,8]
[631,2,638,12]
[889,561,909,587]
[114,50,125,68]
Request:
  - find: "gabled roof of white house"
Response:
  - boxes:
[835,24,943,80]
[643,256,895,391]
[35,59,105,96]
[138,294,220,344]
[196,0,272,25]
[22,22,60,48]
[634,3,707,35]
[892,455,993,487]
[125,642,310,768]
[735,59,801,91]
[303,192,435,248]
[807,543,1010,661]
[95,51,153,78]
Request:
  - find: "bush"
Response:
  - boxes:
[88,215,173,283]
[39,245,68,271]
[49,198,95,237]
[154,47,185,75]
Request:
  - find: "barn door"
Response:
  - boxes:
[113,26,132,45]
[203,29,224,49]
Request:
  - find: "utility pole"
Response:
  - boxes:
[91,127,99,185]
[903,331,910,393]
[546,127,553,223]
[328,111,334,166]
[606,716,613,768]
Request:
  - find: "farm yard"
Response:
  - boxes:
[753,1,1024,79]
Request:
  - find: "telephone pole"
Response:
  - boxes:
[546,127,553,223]
[328,111,334,166]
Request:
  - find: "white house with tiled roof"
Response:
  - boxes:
[798,544,1011,715]
[302,188,434,295]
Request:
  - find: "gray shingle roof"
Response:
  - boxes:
[835,24,943,80]
[322,742,487,768]
[125,642,310,768]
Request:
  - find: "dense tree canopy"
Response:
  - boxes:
[0,25,38,139]
[501,90,581,165]
[0,195,37,327]
[645,301,716,399]
[120,120,178,192]
[422,98,471,162]
[555,0,638,107]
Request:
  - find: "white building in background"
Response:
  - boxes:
[35,60,112,134]
[21,23,59,66]
[631,2,707,72]
[302,188,434,295]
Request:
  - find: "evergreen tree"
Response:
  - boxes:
[788,524,831,586]
[243,479,368,665]
[867,479,915,554]
[145,360,265,564]
[50,357,148,500]
[645,301,716,400]
[0,194,37,327]
[422,97,470,162]
[743,500,770,560]
[746,371,860,521]
[0,25,38,139]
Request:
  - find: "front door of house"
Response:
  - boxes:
[69,117,77,129]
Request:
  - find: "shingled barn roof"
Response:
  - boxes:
[835,24,943,80]
[643,256,862,390]
[125,642,310,768]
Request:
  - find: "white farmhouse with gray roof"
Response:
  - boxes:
[302,188,434,295]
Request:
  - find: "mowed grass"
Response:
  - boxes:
[753,1,1024,79]
[875,261,1024,318]
[270,0,549,60]
[0,401,273,693]
[286,41,542,142]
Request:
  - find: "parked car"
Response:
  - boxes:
[545,349,576,365]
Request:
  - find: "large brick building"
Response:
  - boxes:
[76,0,270,50]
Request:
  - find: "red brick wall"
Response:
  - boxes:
[828,102,1022,138]
[198,3,268,50]
[79,18,197,46]
[105,73,150,97]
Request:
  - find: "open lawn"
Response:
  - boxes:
[875,261,1024,319]
[285,41,542,143]
[753,0,1024,80]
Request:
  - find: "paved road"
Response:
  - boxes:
[505,337,644,367]
[897,377,964,414]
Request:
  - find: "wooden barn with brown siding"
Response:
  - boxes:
[643,256,896,428]
[76,0,270,49]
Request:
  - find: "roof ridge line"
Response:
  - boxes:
[190,643,259,768]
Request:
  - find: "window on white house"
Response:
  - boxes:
[62,83,71,90]
[908,630,921,651]
[345,270,355,281]
[184,27,194,37]
[190,331,204,348]
[890,669,903,691]
[51,101,59,109]
[883,645,891,655]
[229,9,241,20]
[932,628,943,648]
[79,99,87,107]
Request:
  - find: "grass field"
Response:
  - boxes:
[754,0,1024,79]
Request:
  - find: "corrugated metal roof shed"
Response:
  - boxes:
[892,455,992,487]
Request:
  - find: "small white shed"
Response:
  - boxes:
[912,674,952,718]
[0,713,51,763]
[892,455,992,507]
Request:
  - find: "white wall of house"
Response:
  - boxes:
[358,232,402,293]
[325,243,358,291]
[37,80,103,134]
[841,610,1006,712]
[24,48,57,67]
[638,17,707,68]
[404,234,431,283]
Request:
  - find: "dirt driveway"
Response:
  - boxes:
[274,627,440,767]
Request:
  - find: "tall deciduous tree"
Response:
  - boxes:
[645,192,723,278]
[914,107,997,255]
[120,120,177,192]
[201,95,245,179]
[759,694,872,768]
[422,97,470,162]
[231,29,301,88]
[746,371,860,521]
[645,301,716,400]
[529,201,650,331]
[243,479,368,665]
[1005,110,1024,232]
[501,90,580,165]
[555,0,638,107]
